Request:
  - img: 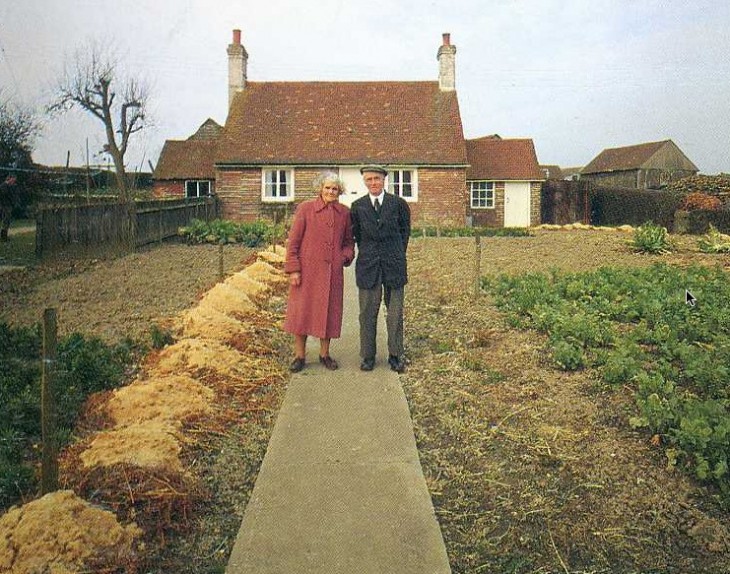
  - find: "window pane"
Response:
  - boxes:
[200,181,210,195]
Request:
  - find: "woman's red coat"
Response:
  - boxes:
[283,197,355,339]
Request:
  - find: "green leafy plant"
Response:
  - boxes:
[411,226,532,238]
[551,339,585,371]
[698,224,730,253]
[485,263,730,494]
[179,218,280,246]
[630,222,673,254]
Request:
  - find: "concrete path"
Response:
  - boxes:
[226,266,451,573]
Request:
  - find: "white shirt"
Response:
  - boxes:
[370,192,384,208]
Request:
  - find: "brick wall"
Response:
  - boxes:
[413,168,467,227]
[153,181,184,198]
[216,168,260,221]
[214,166,469,225]
[294,167,339,203]
[469,181,542,227]
[470,182,504,227]
[530,181,542,226]
[216,166,342,222]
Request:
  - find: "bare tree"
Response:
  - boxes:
[49,41,149,202]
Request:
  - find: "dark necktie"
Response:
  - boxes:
[374,197,381,216]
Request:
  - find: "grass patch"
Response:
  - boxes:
[0,225,36,266]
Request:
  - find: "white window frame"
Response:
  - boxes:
[387,168,418,202]
[185,180,211,198]
[262,168,295,202]
[470,181,495,209]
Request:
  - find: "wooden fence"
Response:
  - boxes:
[36,197,217,257]
[541,180,591,225]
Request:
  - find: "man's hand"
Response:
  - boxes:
[289,272,301,286]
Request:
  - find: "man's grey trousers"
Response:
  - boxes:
[358,280,405,360]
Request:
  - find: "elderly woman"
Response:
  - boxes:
[283,172,355,372]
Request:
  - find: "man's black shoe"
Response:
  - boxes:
[388,355,406,373]
[360,357,375,371]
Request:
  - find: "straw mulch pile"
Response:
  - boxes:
[0,247,288,574]
[0,490,142,574]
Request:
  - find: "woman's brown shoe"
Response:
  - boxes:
[319,355,339,370]
[289,357,305,373]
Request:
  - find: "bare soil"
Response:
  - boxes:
[404,230,730,574]
[1,229,729,573]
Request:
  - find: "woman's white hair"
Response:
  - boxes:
[313,171,346,195]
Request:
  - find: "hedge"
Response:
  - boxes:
[687,209,730,234]
[589,187,685,228]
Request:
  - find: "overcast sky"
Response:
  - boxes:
[1,0,729,174]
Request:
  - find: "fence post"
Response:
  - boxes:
[41,308,59,494]
[218,243,225,282]
[35,212,43,258]
[158,202,163,244]
[474,231,482,297]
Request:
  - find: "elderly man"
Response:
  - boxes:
[350,165,411,372]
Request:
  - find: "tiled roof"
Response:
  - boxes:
[153,120,221,180]
[466,136,543,181]
[582,140,670,174]
[153,139,218,180]
[216,81,467,166]
[188,118,222,141]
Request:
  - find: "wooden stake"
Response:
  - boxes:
[474,231,482,297]
[41,308,59,494]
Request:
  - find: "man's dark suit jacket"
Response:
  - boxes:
[351,192,411,290]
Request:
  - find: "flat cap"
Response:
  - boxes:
[359,164,388,176]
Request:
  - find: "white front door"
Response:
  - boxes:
[504,182,531,227]
[338,168,368,207]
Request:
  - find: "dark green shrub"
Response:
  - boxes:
[689,210,730,234]
[589,187,684,228]
[150,323,174,349]
[0,323,132,510]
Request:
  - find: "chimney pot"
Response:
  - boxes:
[442,33,450,46]
[233,29,241,45]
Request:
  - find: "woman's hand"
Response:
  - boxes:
[289,272,302,286]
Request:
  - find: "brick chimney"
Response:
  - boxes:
[437,33,456,92]
[227,29,248,108]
